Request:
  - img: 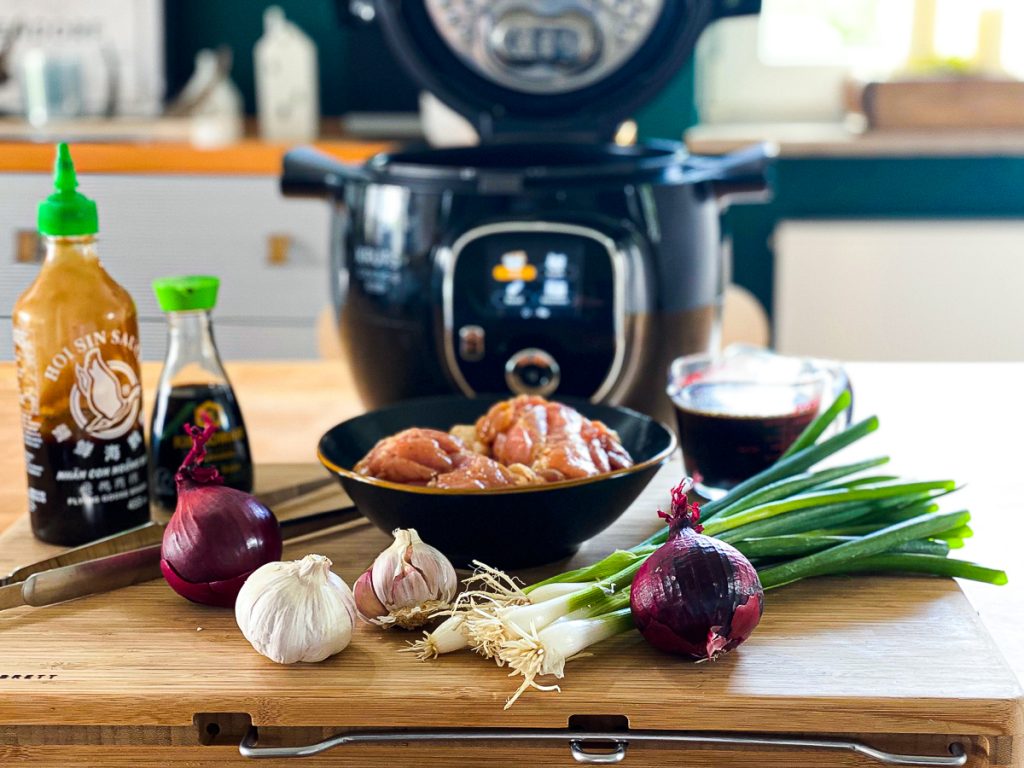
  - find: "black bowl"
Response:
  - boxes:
[317,396,677,568]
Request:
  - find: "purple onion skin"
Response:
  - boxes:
[630,482,764,661]
[160,422,283,607]
[159,558,256,608]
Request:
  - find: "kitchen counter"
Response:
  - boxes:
[686,122,1024,157]
[0,360,1020,684]
[0,137,390,176]
[698,128,1024,337]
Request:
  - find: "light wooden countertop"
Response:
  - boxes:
[686,122,1024,157]
[0,360,1021,685]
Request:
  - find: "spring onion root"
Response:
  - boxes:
[500,608,634,709]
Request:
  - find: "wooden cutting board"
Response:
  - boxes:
[858,78,1024,130]
[0,463,1020,767]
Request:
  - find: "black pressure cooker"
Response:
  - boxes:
[283,0,772,424]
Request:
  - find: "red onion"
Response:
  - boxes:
[630,480,763,660]
[160,420,282,607]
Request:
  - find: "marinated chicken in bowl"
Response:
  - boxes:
[353,395,634,490]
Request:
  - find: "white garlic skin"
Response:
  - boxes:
[354,528,457,628]
[235,554,355,664]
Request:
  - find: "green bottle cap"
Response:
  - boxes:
[37,143,99,236]
[152,276,220,312]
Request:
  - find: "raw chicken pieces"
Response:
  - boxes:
[475,395,633,482]
[354,428,466,485]
[354,396,634,490]
[430,453,521,490]
[354,428,524,490]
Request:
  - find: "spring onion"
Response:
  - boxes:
[820,553,1007,585]
[758,510,971,589]
[407,403,1005,709]
[779,388,852,459]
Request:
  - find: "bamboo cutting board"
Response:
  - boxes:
[0,463,1020,767]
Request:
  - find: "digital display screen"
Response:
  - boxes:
[486,242,585,320]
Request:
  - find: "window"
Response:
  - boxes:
[759,0,1024,79]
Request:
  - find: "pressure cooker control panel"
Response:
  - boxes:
[424,0,664,94]
[443,222,624,400]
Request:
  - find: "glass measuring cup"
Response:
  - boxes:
[667,346,851,499]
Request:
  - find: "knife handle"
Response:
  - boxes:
[21,545,163,607]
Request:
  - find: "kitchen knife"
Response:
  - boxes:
[257,476,335,508]
[0,505,363,612]
[1,477,341,586]
[1,521,165,586]
[0,544,162,611]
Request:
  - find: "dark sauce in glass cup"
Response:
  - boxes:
[668,349,851,499]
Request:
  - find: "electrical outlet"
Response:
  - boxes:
[14,229,41,264]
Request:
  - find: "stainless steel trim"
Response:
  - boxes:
[598,239,648,404]
[441,221,627,401]
[239,726,967,766]
[329,200,350,313]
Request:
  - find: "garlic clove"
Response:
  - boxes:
[358,528,459,629]
[370,530,412,603]
[353,569,388,622]
[387,562,434,607]
[407,539,457,603]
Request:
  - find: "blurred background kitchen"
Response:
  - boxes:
[1,0,1023,365]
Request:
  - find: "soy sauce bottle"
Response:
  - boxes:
[149,276,253,518]
[12,144,150,545]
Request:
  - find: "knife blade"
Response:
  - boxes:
[2,477,343,586]
[0,505,362,611]
[258,476,336,508]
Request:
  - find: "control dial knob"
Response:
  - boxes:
[505,348,561,397]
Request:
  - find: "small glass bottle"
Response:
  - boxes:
[13,144,149,545]
[149,276,253,518]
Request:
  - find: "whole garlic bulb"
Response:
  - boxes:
[235,554,355,664]
[353,528,457,629]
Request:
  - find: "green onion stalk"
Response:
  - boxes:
[488,511,997,705]
[407,391,1006,707]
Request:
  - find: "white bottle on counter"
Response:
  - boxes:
[254,6,319,142]
[179,49,245,148]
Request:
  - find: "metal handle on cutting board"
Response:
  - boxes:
[570,739,627,764]
[238,726,967,766]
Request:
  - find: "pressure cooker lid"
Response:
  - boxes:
[374,0,759,139]
[364,140,692,191]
